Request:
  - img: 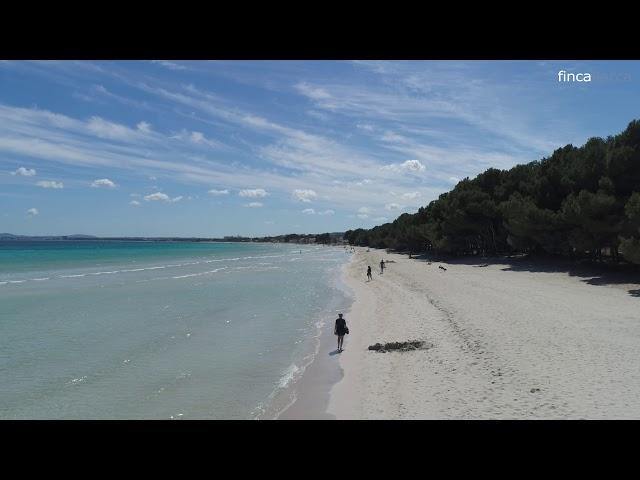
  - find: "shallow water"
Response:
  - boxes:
[0,241,352,419]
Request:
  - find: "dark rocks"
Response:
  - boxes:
[530,388,541,393]
[368,340,428,353]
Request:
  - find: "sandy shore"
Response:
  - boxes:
[324,247,640,419]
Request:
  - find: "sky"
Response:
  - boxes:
[1,60,640,237]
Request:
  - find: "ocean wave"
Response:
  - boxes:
[172,267,227,279]
[277,364,300,389]
[66,375,88,386]
[0,254,293,286]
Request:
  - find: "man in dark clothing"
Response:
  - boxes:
[334,313,348,352]
[367,265,372,281]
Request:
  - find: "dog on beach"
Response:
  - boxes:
[438,265,447,271]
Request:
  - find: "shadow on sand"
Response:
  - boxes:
[404,252,640,298]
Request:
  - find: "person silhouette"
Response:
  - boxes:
[334,313,348,352]
[367,265,372,281]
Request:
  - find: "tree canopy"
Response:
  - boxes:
[344,120,640,264]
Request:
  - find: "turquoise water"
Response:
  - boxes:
[0,241,352,419]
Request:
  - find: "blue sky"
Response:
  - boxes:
[1,60,639,236]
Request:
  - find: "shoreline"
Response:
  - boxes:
[265,249,355,420]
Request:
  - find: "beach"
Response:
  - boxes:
[286,247,640,419]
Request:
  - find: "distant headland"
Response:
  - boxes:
[0,232,347,245]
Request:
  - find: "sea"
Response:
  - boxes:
[0,240,352,419]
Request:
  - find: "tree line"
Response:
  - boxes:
[344,120,640,264]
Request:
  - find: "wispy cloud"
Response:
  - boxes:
[91,178,117,189]
[136,121,152,133]
[239,188,268,198]
[150,60,188,71]
[36,180,63,189]
[245,202,263,208]
[27,207,39,216]
[292,189,317,203]
[382,159,426,173]
[171,129,222,149]
[401,191,421,200]
[0,60,607,235]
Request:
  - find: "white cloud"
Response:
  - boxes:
[170,129,220,149]
[91,178,117,189]
[130,200,140,206]
[142,192,182,203]
[151,60,187,71]
[449,176,461,184]
[382,131,409,144]
[295,82,332,100]
[357,214,369,219]
[208,189,229,196]
[27,207,39,216]
[306,110,329,121]
[87,116,134,140]
[385,202,402,210]
[12,167,36,176]
[356,123,375,132]
[36,180,63,189]
[405,160,426,172]
[382,159,426,173]
[245,202,263,208]
[136,121,151,133]
[144,192,169,202]
[358,207,370,214]
[292,189,317,203]
[190,131,205,143]
[239,188,268,198]
[302,207,334,215]
[401,191,421,200]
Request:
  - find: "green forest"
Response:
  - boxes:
[344,120,640,264]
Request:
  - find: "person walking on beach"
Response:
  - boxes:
[367,265,372,281]
[380,259,385,274]
[334,313,348,352]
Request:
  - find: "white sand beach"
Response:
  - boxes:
[324,247,640,419]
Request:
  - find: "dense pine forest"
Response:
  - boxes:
[344,120,640,264]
